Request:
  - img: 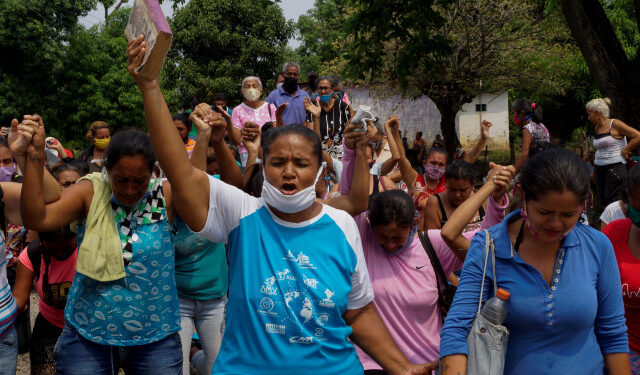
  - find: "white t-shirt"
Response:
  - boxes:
[600,200,626,225]
[197,175,374,374]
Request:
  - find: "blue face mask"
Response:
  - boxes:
[319,92,334,103]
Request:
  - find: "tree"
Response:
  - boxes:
[55,7,178,144]
[294,0,351,76]
[165,0,294,108]
[342,0,584,156]
[561,0,640,127]
[0,0,96,130]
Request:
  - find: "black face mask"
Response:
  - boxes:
[282,76,298,94]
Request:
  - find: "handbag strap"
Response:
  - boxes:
[418,231,448,295]
[477,230,497,314]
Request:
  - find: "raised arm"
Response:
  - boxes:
[327,124,370,216]
[20,118,90,231]
[127,35,213,232]
[386,115,418,192]
[9,117,61,204]
[241,122,261,190]
[464,120,491,164]
[304,98,322,138]
[189,108,213,171]
[194,104,243,189]
[612,119,640,159]
[275,103,288,127]
[441,163,514,252]
[221,106,241,147]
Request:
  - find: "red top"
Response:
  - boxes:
[603,218,640,352]
[412,174,446,209]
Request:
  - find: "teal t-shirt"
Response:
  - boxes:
[172,216,228,300]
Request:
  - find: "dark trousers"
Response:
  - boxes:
[30,313,63,375]
[594,163,627,206]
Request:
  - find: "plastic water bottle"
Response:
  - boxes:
[480,288,510,325]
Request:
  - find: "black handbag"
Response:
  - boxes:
[418,231,457,321]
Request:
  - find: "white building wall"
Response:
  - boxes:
[347,88,510,150]
[456,92,510,151]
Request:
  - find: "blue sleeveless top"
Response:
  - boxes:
[65,215,180,346]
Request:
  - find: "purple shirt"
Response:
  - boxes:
[266,86,311,126]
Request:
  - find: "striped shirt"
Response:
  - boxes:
[0,233,18,338]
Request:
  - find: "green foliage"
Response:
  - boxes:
[165,0,294,108]
[294,0,350,76]
[57,8,178,143]
[603,0,639,60]
[0,1,174,146]
[0,0,96,129]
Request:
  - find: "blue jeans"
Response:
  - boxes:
[0,325,18,375]
[178,295,226,375]
[54,324,182,374]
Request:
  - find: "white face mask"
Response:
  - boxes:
[243,88,261,101]
[261,165,324,214]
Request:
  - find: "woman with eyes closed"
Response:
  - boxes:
[20,124,183,373]
[440,147,630,375]
[127,34,437,375]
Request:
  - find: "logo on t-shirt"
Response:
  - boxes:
[284,250,316,269]
[319,289,335,308]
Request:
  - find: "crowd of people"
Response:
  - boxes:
[0,33,639,375]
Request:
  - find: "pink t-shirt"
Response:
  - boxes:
[231,102,277,154]
[353,194,508,370]
[19,247,77,328]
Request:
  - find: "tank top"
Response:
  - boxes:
[523,122,550,149]
[435,193,484,231]
[594,119,627,166]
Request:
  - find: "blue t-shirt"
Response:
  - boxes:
[65,216,181,346]
[266,86,311,126]
[196,175,374,375]
[172,216,228,300]
[440,210,628,374]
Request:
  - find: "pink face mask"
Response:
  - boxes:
[424,164,445,181]
[0,165,14,182]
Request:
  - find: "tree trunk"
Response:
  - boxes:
[562,0,640,127]
[433,99,461,161]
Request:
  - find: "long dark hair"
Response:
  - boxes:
[368,190,415,228]
[520,148,590,204]
[512,98,543,123]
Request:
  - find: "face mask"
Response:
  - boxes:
[512,114,532,127]
[389,225,416,255]
[424,164,445,181]
[626,205,640,229]
[319,92,334,103]
[94,137,110,150]
[0,166,14,182]
[261,165,324,214]
[282,76,298,94]
[370,140,382,151]
[243,88,261,102]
